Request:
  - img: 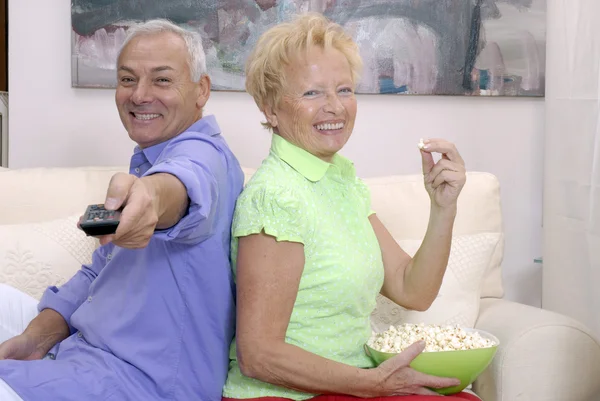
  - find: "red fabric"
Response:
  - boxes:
[223,392,480,401]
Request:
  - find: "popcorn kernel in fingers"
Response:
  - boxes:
[418,138,426,150]
[367,323,496,353]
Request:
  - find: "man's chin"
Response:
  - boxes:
[128,130,163,148]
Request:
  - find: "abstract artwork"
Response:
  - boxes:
[71,0,546,96]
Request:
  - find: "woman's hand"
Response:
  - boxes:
[369,341,460,396]
[420,139,466,209]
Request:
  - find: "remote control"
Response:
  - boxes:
[79,204,121,236]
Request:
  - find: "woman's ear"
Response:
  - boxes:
[262,102,278,128]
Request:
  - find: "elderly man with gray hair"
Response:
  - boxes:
[0,19,244,401]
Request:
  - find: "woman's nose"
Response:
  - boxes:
[323,93,344,114]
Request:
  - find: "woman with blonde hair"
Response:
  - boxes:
[222,13,475,401]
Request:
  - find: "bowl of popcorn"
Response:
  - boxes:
[365,323,499,395]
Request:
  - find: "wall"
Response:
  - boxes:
[8,0,545,306]
[0,0,6,92]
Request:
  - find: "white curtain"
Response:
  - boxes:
[543,0,600,336]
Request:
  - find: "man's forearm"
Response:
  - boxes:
[142,173,189,229]
[24,309,70,356]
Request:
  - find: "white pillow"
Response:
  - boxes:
[0,215,98,300]
[371,232,501,331]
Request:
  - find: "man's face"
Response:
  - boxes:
[115,31,210,148]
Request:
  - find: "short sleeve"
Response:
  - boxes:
[354,178,375,217]
[232,185,312,244]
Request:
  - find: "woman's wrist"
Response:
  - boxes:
[430,203,457,218]
[348,367,384,398]
[428,204,458,233]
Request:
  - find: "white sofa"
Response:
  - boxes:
[0,166,599,401]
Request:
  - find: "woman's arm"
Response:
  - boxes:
[235,232,457,397]
[371,207,456,311]
[374,138,466,311]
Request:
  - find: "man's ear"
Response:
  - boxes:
[262,102,278,128]
[196,75,211,109]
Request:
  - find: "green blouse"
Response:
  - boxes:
[222,134,384,400]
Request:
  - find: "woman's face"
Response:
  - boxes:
[265,46,357,162]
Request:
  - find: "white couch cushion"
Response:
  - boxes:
[0,214,97,299]
[0,166,128,224]
[370,232,501,331]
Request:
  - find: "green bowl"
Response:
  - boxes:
[365,328,499,396]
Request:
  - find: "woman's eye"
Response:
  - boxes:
[303,90,318,96]
[157,78,171,83]
[339,87,353,94]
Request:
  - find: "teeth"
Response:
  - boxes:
[315,122,344,131]
[134,113,160,121]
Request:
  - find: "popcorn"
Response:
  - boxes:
[418,138,426,150]
[367,323,496,353]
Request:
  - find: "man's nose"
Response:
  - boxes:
[132,82,153,104]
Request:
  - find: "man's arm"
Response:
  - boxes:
[0,246,110,360]
[0,309,69,360]
[99,172,190,248]
[100,137,235,248]
[141,173,188,230]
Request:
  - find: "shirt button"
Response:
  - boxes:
[87,296,92,302]
[77,332,83,338]
[107,253,112,260]
[134,168,140,173]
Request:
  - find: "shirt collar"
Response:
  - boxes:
[133,115,221,165]
[270,134,355,182]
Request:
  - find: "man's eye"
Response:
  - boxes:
[339,87,353,94]
[157,78,171,83]
[303,90,318,96]
[120,77,134,83]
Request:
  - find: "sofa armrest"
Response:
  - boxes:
[473,298,600,401]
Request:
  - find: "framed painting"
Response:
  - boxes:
[71,0,546,96]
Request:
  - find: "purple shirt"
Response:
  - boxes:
[0,115,244,401]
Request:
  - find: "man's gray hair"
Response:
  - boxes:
[118,19,207,82]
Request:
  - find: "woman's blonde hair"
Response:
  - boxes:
[245,13,363,130]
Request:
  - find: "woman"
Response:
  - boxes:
[223,13,472,401]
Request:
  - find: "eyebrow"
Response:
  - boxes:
[118,65,175,74]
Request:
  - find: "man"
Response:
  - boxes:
[0,19,244,400]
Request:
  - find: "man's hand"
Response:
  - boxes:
[0,309,69,361]
[96,173,159,249]
[0,333,45,361]
[85,172,188,249]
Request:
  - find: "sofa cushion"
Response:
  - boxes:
[370,232,501,331]
[0,214,97,300]
[0,166,128,224]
